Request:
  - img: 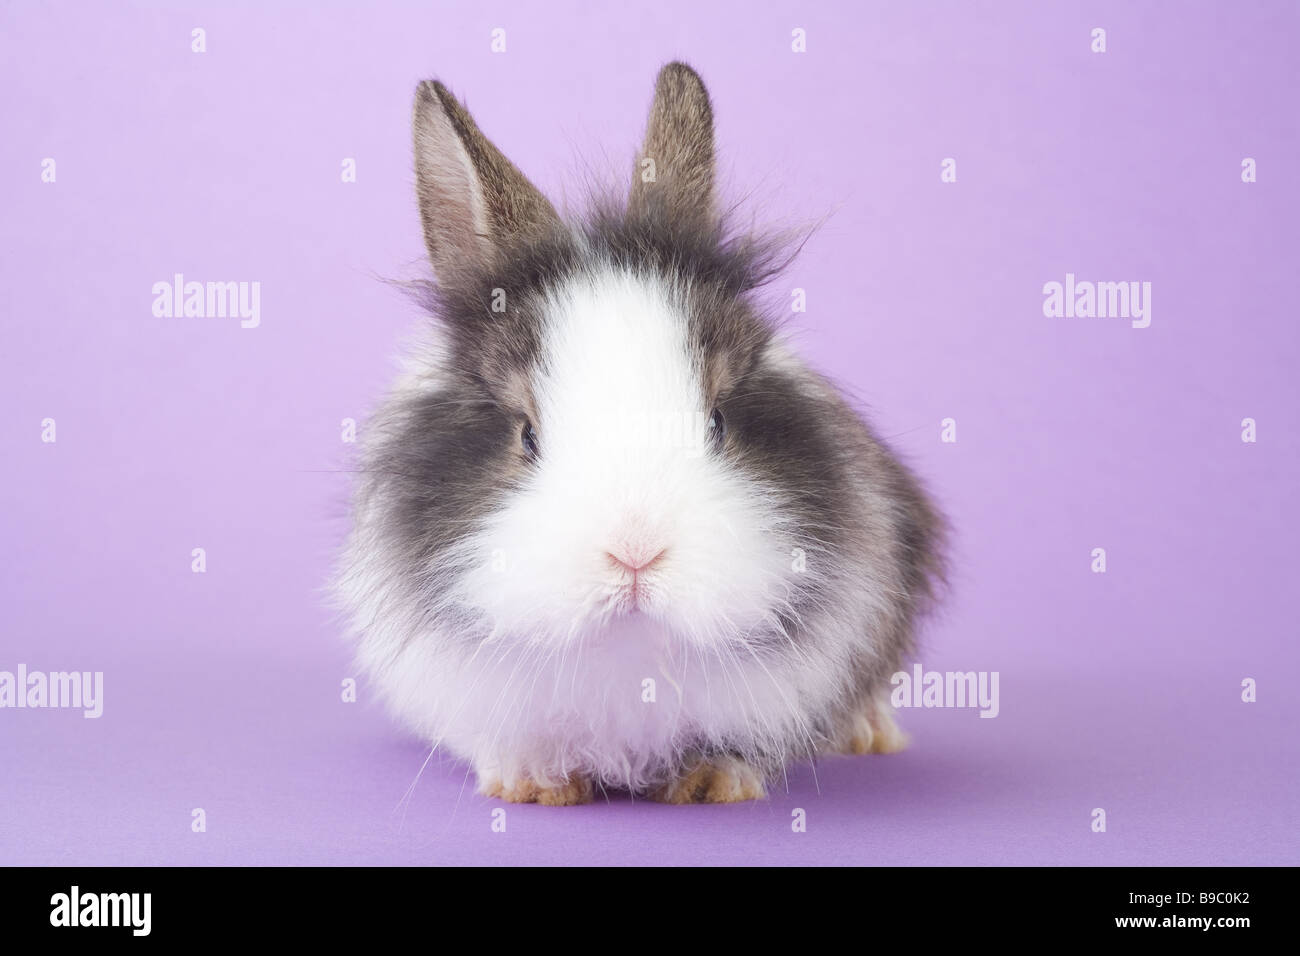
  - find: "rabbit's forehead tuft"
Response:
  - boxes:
[531,266,705,430]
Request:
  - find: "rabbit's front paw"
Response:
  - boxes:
[481,773,593,806]
[649,756,767,804]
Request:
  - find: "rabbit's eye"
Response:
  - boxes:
[707,408,726,450]
[521,421,540,460]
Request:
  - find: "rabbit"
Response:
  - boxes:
[335,62,946,805]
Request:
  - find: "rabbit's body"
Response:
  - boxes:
[336,64,944,804]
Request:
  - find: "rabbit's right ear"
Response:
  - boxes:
[412,80,559,280]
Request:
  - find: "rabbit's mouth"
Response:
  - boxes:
[610,573,660,616]
[605,548,667,615]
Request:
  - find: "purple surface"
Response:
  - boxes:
[2,0,1297,866]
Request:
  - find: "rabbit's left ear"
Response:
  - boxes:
[629,62,716,228]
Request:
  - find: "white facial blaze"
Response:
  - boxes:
[453,265,793,649]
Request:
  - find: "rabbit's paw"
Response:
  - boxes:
[481,773,593,806]
[649,756,767,804]
[834,700,909,755]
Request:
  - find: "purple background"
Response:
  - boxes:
[2,0,1297,866]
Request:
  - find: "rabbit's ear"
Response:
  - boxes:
[629,62,715,228]
[412,80,559,279]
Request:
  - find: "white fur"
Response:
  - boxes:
[340,262,874,793]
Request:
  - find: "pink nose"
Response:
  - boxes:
[606,547,665,573]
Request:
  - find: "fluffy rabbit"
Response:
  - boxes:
[336,63,945,805]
